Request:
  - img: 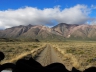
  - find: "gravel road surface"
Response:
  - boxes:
[36,44,63,66]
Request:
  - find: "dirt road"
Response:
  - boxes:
[35,44,63,66]
[2,44,71,72]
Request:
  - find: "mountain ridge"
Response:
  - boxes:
[0,23,96,41]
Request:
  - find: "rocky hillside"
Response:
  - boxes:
[0,23,96,41]
[52,23,96,40]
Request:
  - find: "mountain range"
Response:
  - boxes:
[0,23,96,41]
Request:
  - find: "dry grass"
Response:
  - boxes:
[0,42,46,64]
[50,41,96,71]
[1,41,96,71]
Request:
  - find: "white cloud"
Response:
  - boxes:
[0,4,91,29]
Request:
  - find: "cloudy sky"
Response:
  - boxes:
[0,0,96,29]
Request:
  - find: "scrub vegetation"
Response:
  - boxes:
[0,42,45,64]
[0,40,96,71]
[51,41,96,71]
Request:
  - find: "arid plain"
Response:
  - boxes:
[0,41,96,71]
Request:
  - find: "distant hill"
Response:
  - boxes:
[0,38,40,42]
[0,23,96,41]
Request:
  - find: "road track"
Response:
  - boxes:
[2,44,72,72]
[35,44,63,66]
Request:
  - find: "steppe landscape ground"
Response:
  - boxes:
[0,41,96,71]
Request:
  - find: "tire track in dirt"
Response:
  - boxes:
[2,44,72,72]
[35,44,63,66]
